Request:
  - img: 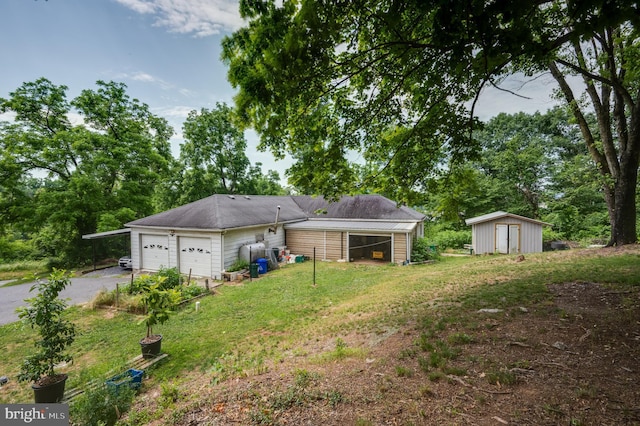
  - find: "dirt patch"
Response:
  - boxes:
[129,256,640,425]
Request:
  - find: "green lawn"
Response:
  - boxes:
[1,248,638,406]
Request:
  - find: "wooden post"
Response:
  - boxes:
[116,283,119,310]
[188,268,192,285]
[205,279,209,291]
[313,247,316,287]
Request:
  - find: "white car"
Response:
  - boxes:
[119,256,132,269]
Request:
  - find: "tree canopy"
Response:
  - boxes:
[0,78,173,263]
[222,0,640,245]
[154,103,285,210]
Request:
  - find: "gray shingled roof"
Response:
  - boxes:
[293,195,425,221]
[126,194,425,230]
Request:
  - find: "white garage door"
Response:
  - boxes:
[179,237,212,277]
[141,234,170,271]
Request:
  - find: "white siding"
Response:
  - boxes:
[222,224,286,271]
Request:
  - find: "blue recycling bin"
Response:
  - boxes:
[256,258,268,274]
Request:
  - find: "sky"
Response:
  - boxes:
[1,0,563,185]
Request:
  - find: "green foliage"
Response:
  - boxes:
[139,277,181,338]
[431,230,471,251]
[223,0,639,245]
[17,269,76,382]
[70,384,136,426]
[411,238,439,262]
[156,267,182,290]
[154,103,284,210]
[227,258,250,272]
[181,284,207,300]
[0,78,173,264]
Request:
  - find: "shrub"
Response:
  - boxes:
[70,384,136,426]
[411,238,439,262]
[181,284,207,300]
[431,230,471,250]
[157,267,182,289]
[227,259,249,272]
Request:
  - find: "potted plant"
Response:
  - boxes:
[138,276,180,358]
[17,269,76,403]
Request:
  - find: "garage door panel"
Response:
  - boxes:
[179,237,212,277]
[141,235,169,271]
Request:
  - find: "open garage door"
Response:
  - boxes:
[349,234,391,262]
[141,234,169,271]
[179,237,212,277]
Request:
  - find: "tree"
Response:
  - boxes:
[155,103,284,209]
[222,0,640,245]
[0,78,173,263]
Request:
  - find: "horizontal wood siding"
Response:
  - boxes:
[394,233,408,264]
[286,230,345,260]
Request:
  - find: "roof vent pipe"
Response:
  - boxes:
[269,205,281,234]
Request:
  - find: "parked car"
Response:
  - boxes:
[119,256,132,269]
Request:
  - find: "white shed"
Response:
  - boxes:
[465,211,551,255]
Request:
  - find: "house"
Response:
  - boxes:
[465,211,551,255]
[124,194,425,279]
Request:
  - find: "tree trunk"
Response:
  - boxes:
[549,60,639,246]
[611,138,639,245]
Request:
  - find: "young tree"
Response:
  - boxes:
[222,0,639,245]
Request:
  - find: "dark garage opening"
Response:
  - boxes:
[349,235,391,262]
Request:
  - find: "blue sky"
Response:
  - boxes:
[1,0,562,184]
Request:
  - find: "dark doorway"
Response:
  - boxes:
[348,235,391,262]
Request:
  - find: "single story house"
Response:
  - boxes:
[124,194,425,279]
[465,211,551,255]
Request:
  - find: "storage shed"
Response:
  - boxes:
[465,211,551,255]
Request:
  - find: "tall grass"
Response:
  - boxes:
[0,260,48,282]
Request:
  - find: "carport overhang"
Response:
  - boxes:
[82,228,131,270]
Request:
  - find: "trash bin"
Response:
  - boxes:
[249,263,259,278]
[256,258,268,274]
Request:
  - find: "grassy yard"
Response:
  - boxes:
[0,248,639,424]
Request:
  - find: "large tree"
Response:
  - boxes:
[222,0,640,245]
[154,103,284,210]
[0,78,173,262]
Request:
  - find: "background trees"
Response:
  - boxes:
[0,78,173,264]
[222,0,639,245]
[0,82,285,265]
[153,103,285,211]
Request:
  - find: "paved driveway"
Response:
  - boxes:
[0,267,132,326]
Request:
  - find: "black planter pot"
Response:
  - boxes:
[140,334,163,359]
[32,373,68,403]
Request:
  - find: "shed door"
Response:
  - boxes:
[495,224,520,254]
[141,234,169,271]
[179,237,212,277]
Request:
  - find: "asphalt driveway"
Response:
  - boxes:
[0,267,132,325]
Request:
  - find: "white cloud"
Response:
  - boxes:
[114,0,245,36]
[153,105,195,118]
[110,71,174,90]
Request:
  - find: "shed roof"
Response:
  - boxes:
[465,211,551,226]
[126,194,425,231]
